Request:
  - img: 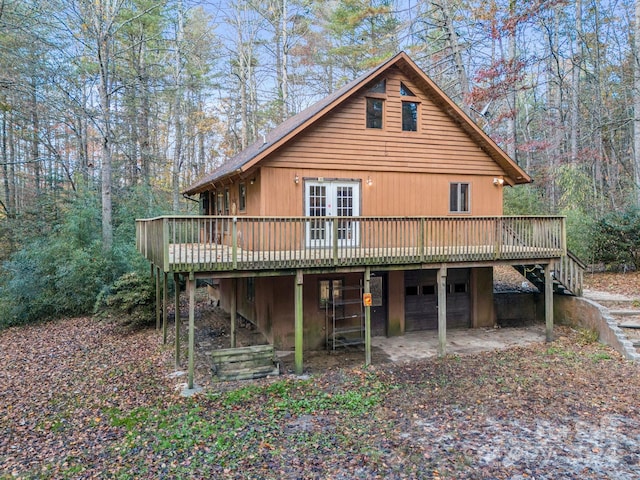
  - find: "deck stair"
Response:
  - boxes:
[514,251,586,296]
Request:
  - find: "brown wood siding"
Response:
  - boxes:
[260,166,503,217]
[249,272,366,350]
[471,267,496,328]
[264,66,505,177]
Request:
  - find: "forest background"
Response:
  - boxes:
[1,0,640,327]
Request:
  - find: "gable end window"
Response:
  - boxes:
[402,101,418,131]
[369,79,386,93]
[366,98,384,129]
[450,182,470,213]
[400,82,415,96]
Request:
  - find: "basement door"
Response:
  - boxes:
[404,269,470,331]
[305,180,360,247]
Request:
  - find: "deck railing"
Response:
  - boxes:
[136,215,566,273]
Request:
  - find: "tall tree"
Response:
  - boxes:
[68,0,130,250]
[634,0,640,205]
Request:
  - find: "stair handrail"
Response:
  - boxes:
[555,250,585,296]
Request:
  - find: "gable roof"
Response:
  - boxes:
[184,52,531,195]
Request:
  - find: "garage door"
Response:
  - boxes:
[404,269,470,332]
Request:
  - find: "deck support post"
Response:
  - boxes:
[294,270,304,375]
[174,273,181,369]
[187,273,196,390]
[545,261,554,342]
[437,266,447,357]
[364,267,372,366]
[162,272,168,344]
[155,266,161,331]
[230,278,237,348]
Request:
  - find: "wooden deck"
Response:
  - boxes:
[137,215,566,273]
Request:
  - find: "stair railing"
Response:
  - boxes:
[555,251,586,296]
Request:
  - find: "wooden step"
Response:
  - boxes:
[609,310,640,317]
[210,344,280,381]
[618,322,640,329]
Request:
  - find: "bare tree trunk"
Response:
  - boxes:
[434,0,469,109]
[139,73,151,186]
[281,0,288,120]
[98,43,113,250]
[1,108,11,217]
[30,78,40,196]
[570,0,582,164]
[172,0,184,212]
[592,4,604,213]
[634,0,640,206]
[506,2,517,162]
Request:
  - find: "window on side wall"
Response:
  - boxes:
[319,279,343,309]
[201,193,209,215]
[239,183,246,212]
[450,182,470,213]
[216,192,223,215]
[366,98,384,129]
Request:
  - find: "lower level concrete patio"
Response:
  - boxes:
[275,325,547,374]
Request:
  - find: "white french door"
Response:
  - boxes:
[305,180,360,247]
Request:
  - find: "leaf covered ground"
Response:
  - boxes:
[2,284,640,479]
[584,270,640,297]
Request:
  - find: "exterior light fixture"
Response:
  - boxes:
[493,177,504,186]
[294,173,299,184]
[366,176,373,186]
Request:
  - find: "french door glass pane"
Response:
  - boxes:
[309,185,326,240]
[336,186,354,240]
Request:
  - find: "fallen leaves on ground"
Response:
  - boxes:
[584,270,640,298]
[2,274,640,479]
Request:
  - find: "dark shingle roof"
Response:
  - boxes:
[183,57,396,194]
[184,52,530,195]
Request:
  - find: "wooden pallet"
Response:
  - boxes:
[210,344,280,381]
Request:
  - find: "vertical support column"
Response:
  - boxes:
[364,267,372,366]
[437,266,448,357]
[545,261,554,342]
[174,273,181,369]
[187,273,196,390]
[155,266,161,331]
[294,270,304,375]
[162,272,168,344]
[230,278,237,348]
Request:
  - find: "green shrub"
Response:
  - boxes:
[94,272,155,328]
[0,237,113,327]
[503,185,549,215]
[0,186,164,329]
[592,206,640,270]
[563,207,595,262]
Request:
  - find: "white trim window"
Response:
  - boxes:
[450,182,470,213]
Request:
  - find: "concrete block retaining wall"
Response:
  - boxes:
[495,292,639,362]
[555,295,640,362]
[494,292,543,327]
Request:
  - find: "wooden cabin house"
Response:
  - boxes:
[137,52,583,387]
